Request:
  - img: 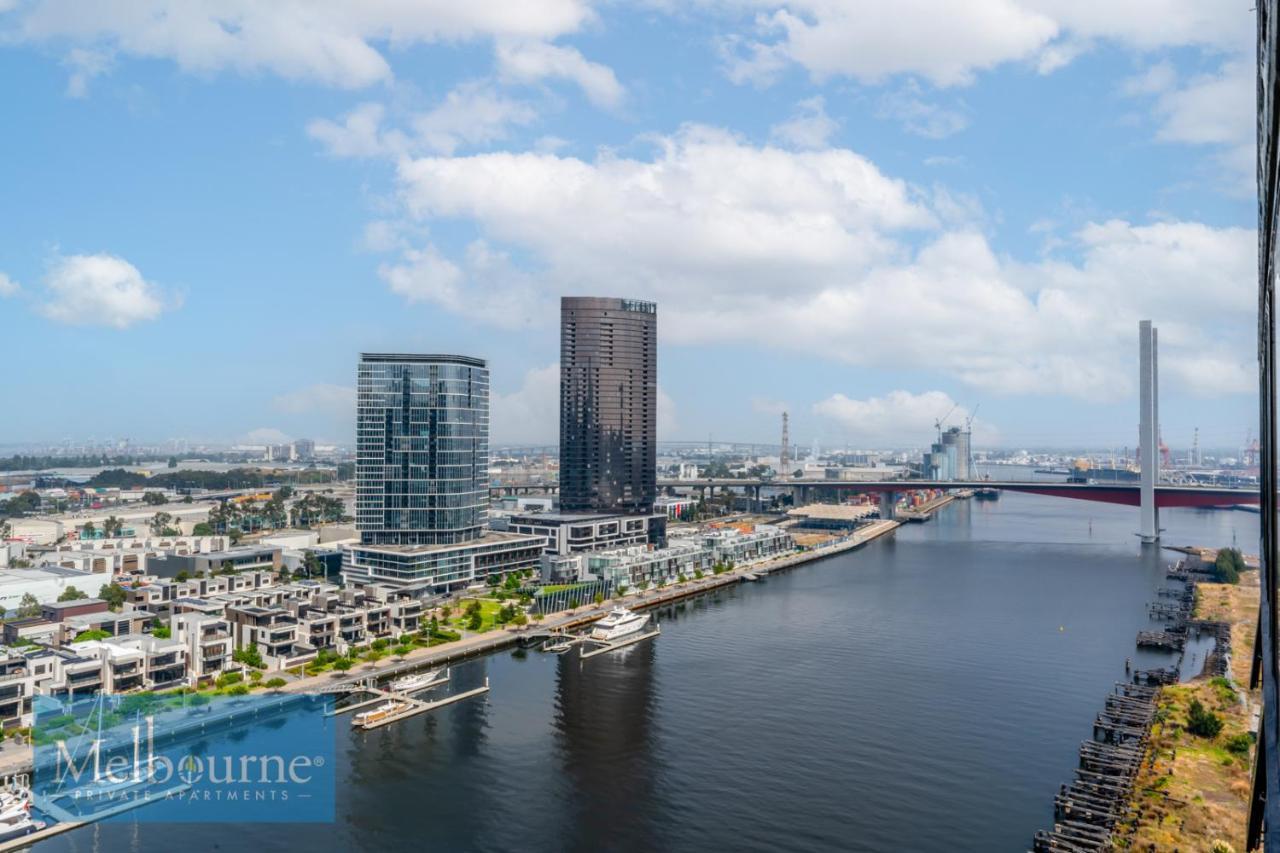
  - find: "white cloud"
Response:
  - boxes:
[39,253,170,328]
[272,383,356,415]
[877,85,969,139]
[496,40,624,109]
[491,362,676,442]
[63,47,112,97]
[245,427,291,445]
[1122,58,1252,192]
[308,84,538,160]
[720,0,1059,87]
[410,83,538,155]
[769,96,837,149]
[814,390,993,445]
[657,385,678,437]
[378,240,549,329]
[307,102,392,158]
[12,0,595,90]
[491,363,560,445]
[712,0,1249,86]
[0,272,19,297]
[377,127,1252,401]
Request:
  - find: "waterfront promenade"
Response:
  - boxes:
[283,518,901,694]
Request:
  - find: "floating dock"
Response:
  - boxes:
[325,669,489,730]
[358,681,491,730]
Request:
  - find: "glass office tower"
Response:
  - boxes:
[559,297,657,514]
[355,353,489,546]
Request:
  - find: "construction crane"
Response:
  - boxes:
[934,403,957,444]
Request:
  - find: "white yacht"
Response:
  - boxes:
[352,700,408,728]
[389,668,444,694]
[0,796,42,842]
[590,607,649,642]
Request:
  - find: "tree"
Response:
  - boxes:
[16,593,40,618]
[80,520,96,539]
[175,570,191,582]
[333,657,354,672]
[467,612,483,631]
[192,522,214,536]
[303,552,323,578]
[1213,548,1246,584]
[167,456,178,469]
[593,591,605,605]
[1187,698,1224,738]
[98,582,127,612]
[143,491,167,506]
[277,564,293,582]
[102,516,124,538]
[234,642,265,669]
[150,512,179,536]
[57,586,88,602]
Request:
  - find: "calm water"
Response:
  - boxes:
[36,491,1258,852]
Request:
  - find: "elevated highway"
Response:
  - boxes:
[654,478,1260,509]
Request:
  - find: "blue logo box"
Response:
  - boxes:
[32,691,336,824]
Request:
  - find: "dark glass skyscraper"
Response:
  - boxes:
[355,353,489,546]
[559,297,657,514]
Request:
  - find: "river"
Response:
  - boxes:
[34,488,1258,852]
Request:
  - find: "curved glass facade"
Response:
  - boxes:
[355,354,489,546]
[559,297,657,514]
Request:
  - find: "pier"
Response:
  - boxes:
[1033,683,1160,851]
[327,675,490,730]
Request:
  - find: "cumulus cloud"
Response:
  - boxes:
[496,40,624,108]
[273,383,356,416]
[713,0,1250,86]
[769,96,838,149]
[39,253,171,328]
[1123,59,1253,194]
[0,272,19,297]
[378,240,550,329]
[813,390,993,446]
[10,0,595,90]
[372,126,1252,401]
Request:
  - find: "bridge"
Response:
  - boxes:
[653,478,1260,509]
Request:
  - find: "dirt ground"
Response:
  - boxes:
[1121,574,1260,852]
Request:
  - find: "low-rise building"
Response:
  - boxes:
[147,546,282,579]
[343,531,543,594]
[508,512,662,555]
[0,566,100,612]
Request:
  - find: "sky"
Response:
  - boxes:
[0,1,1257,452]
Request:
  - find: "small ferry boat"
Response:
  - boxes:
[352,700,408,728]
[590,607,649,642]
[389,668,444,694]
[543,639,573,654]
[740,572,760,582]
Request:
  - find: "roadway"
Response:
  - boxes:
[653,478,1260,508]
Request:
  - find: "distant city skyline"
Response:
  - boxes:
[0,2,1255,451]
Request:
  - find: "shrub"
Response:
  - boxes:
[227,684,250,696]
[1225,733,1254,755]
[1187,699,1224,739]
[265,677,287,689]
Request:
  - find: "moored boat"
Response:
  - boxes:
[353,700,408,728]
[589,607,649,642]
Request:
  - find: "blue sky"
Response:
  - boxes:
[0,1,1256,452]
